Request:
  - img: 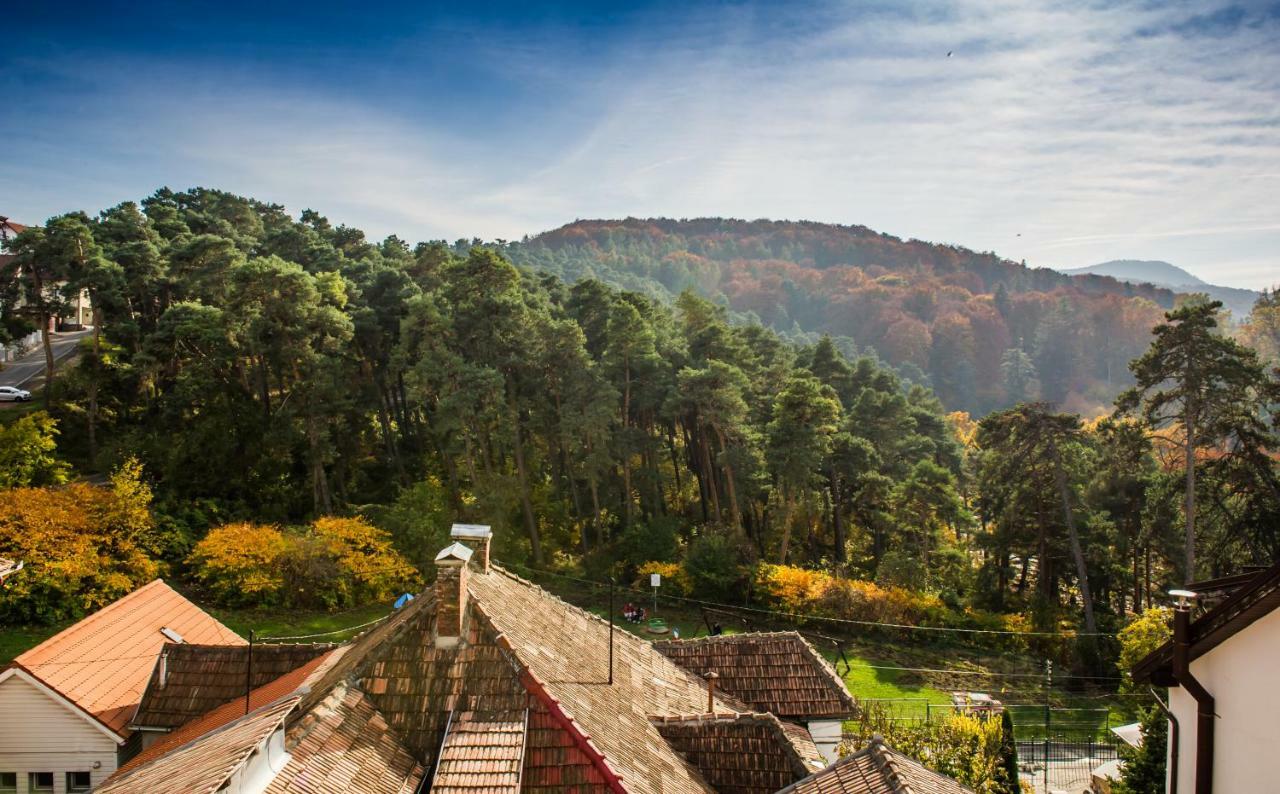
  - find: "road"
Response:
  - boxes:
[0,329,92,388]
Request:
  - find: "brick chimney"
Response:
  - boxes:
[450,524,492,573]
[433,542,473,649]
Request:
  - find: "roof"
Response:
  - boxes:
[97,695,298,794]
[1133,559,1280,685]
[654,632,857,719]
[653,712,827,792]
[266,681,423,794]
[114,650,337,776]
[12,579,244,737]
[131,642,336,730]
[779,737,973,794]
[431,710,527,793]
[113,562,844,793]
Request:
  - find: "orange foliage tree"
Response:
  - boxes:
[0,458,159,623]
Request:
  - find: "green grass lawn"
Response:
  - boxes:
[0,602,396,665]
[0,621,70,665]
[210,602,394,642]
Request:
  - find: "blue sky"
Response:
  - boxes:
[4,0,1279,289]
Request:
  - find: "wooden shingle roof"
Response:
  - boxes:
[431,710,527,793]
[97,696,299,794]
[132,642,336,730]
[266,682,424,794]
[653,712,828,793]
[654,633,857,720]
[778,738,972,794]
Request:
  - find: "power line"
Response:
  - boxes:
[257,613,391,642]
[501,560,1120,638]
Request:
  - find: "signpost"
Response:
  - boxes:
[650,572,661,615]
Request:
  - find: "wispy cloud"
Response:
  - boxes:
[3,0,1278,288]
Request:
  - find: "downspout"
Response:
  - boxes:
[1171,591,1213,794]
[1149,686,1179,794]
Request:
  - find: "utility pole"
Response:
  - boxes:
[245,630,255,715]
[1043,658,1052,792]
[608,578,615,685]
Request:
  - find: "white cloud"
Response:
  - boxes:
[3,0,1277,288]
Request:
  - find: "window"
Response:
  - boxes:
[0,772,16,794]
[67,771,93,792]
[28,772,54,793]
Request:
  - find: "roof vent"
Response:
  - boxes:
[160,627,185,644]
[450,524,492,572]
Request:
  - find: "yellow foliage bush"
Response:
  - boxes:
[0,461,160,623]
[189,522,288,606]
[636,560,690,597]
[190,516,419,609]
[311,516,419,602]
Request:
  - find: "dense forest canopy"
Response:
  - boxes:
[1,189,1278,681]
[505,218,1181,416]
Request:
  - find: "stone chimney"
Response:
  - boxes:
[450,524,492,573]
[433,542,473,649]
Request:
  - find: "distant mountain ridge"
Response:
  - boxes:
[506,218,1174,416]
[1059,259,1260,319]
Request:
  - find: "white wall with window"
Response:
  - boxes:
[0,671,119,793]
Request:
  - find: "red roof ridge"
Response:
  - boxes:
[476,602,626,791]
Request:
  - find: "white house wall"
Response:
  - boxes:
[1167,605,1280,793]
[0,674,119,793]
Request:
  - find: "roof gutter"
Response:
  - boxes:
[1172,602,1213,794]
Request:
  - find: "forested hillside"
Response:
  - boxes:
[506,219,1175,416]
[2,190,1278,683]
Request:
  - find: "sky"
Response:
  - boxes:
[3,0,1278,289]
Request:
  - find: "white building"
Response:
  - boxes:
[0,580,244,793]
[1132,562,1280,794]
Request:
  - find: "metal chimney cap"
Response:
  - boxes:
[450,523,492,539]
[435,542,474,563]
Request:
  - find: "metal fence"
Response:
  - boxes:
[1018,735,1119,793]
[854,699,1121,792]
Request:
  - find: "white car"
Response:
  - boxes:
[0,386,31,402]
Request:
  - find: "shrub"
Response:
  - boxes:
[636,561,690,597]
[848,705,1016,794]
[0,411,70,489]
[617,516,681,569]
[0,460,161,623]
[683,534,746,602]
[189,516,419,610]
[1113,705,1167,794]
[189,522,289,607]
[311,516,419,603]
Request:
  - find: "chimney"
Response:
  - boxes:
[433,542,473,649]
[158,649,168,690]
[705,671,719,713]
[450,524,492,573]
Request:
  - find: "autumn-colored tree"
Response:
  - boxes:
[311,515,418,602]
[189,522,288,607]
[0,460,159,623]
[0,412,71,488]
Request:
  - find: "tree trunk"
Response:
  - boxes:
[620,358,634,530]
[777,493,796,564]
[713,427,742,531]
[40,317,56,408]
[508,385,543,565]
[1183,412,1197,582]
[1049,440,1096,634]
[88,306,102,462]
[829,464,845,564]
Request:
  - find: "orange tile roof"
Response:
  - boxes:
[13,579,244,737]
[114,649,336,776]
